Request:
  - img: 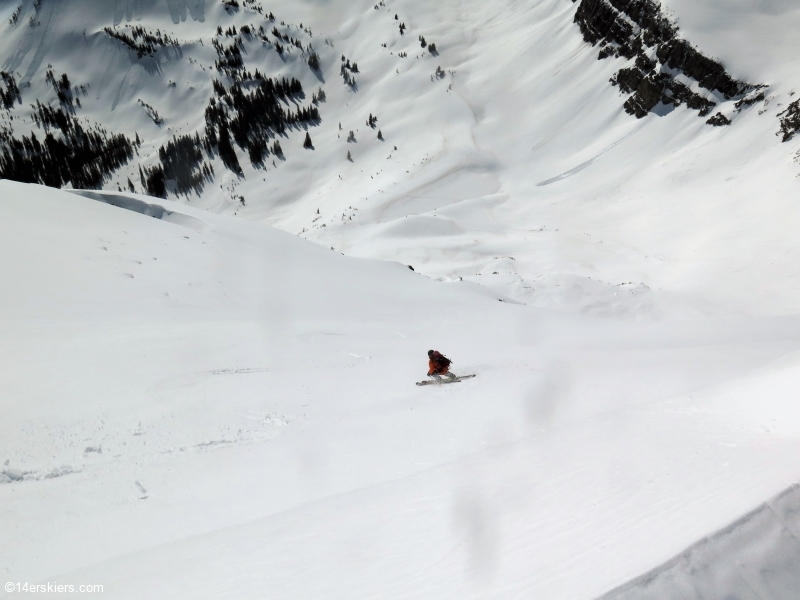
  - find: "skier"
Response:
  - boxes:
[427,349,456,381]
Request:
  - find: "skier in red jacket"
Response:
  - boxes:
[427,350,456,381]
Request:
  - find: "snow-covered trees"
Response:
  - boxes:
[340,56,359,88]
[249,138,266,165]
[0,72,20,108]
[308,49,321,72]
[103,26,180,59]
[44,70,70,103]
[216,126,241,175]
[7,5,21,26]
[1,103,136,189]
[157,134,213,194]
[204,76,319,172]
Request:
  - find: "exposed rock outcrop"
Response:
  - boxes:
[706,113,731,127]
[573,0,760,121]
[778,99,800,142]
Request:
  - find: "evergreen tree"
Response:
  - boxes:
[217,126,241,174]
[308,50,321,71]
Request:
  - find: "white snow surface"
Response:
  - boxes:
[3,182,800,598]
[2,0,800,597]
[600,484,800,599]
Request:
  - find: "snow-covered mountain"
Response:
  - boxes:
[3,0,800,598]
[2,0,800,317]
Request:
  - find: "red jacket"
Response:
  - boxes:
[427,351,451,375]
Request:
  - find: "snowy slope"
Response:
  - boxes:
[600,485,800,599]
[4,181,800,598]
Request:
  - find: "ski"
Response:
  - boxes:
[416,374,476,386]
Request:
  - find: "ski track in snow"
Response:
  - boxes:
[20,0,63,86]
[536,123,647,186]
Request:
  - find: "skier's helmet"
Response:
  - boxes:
[428,349,435,357]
